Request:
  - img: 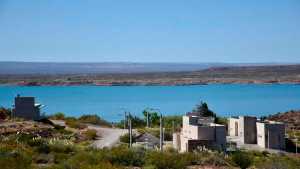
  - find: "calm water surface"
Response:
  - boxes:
[0,84,299,122]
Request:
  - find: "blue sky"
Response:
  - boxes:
[0,0,299,63]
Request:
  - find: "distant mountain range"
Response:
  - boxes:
[0,61,292,75]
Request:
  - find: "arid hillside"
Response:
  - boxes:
[1,64,300,86]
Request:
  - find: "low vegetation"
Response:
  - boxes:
[0,107,12,120]
[83,129,98,140]
[1,106,300,169]
[49,113,111,129]
[2,132,299,169]
[78,114,111,127]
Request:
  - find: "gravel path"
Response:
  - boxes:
[51,120,127,148]
[88,125,127,148]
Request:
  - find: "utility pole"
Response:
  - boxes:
[294,129,298,154]
[127,112,132,148]
[129,117,132,148]
[160,114,163,151]
[124,111,127,129]
[146,110,149,128]
[172,120,175,134]
[267,128,270,149]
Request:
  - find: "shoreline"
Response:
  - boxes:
[1,81,300,87]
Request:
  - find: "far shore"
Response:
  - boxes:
[1,80,300,87]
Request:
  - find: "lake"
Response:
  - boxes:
[0,84,299,122]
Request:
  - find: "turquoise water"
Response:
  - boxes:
[0,84,299,122]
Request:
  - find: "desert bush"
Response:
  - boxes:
[50,112,65,120]
[119,133,136,143]
[78,114,111,127]
[48,138,75,153]
[145,151,193,169]
[65,117,87,129]
[64,151,107,169]
[230,151,253,169]
[0,139,33,169]
[107,145,145,166]
[0,107,11,120]
[84,129,98,140]
[253,154,300,169]
[0,150,32,169]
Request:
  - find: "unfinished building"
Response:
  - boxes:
[13,95,43,120]
[257,121,285,150]
[228,116,285,150]
[173,114,226,152]
[228,116,257,144]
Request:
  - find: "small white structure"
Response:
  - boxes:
[257,121,285,150]
[228,116,257,144]
[174,114,226,152]
[228,116,286,151]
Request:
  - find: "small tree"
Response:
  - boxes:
[193,102,216,117]
[142,110,160,126]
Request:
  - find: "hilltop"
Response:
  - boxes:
[267,110,300,130]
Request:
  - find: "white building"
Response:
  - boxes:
[228,116,257,144]
[228,116,286,150]
[173,114,226,152]
[257,121,285,150]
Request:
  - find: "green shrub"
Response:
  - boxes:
[64,151,106,169]
[50,112,65,120]
[163,115,182,130]
[119,133,136,143]
[0,107,11,120]
[78,114,111,127]
[48,139,75,154]
[231,151,253,169]
[0,151,32,169]
[145,151,193,169]
[254,154,300,169]
[107,146,145,166]
[65,117,87,129]
[84,129,98,140]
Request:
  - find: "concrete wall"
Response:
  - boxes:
[197,126,215,140]
[215,126,226,148]
[257,122,266,148]
[257,122,285,150]
[14,97,40,120]
[229,116,257,144]
[173,133,181,151]
[228,118,239,136]
[180,134,188,152]
[241,116,257,144]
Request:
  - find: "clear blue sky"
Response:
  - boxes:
[0,0,299,63]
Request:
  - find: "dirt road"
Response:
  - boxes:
[51,120,127,148]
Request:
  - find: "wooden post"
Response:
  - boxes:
[160,114,163,151]
[129,117,132,148]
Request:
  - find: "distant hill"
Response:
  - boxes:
[0,62,233,75]
[1,63,300,86]
[0,61,287,75]
[267,110,300,130]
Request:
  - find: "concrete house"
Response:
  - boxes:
[13,95,43,120]
[257,121,285,150]
[173,113,226,152]
[228,116,257,144]
[228,116,285,150]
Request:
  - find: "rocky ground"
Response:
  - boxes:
[267,110,300,130]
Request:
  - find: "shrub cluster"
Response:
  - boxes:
[65,117,87,129]
[78,114,111,127]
